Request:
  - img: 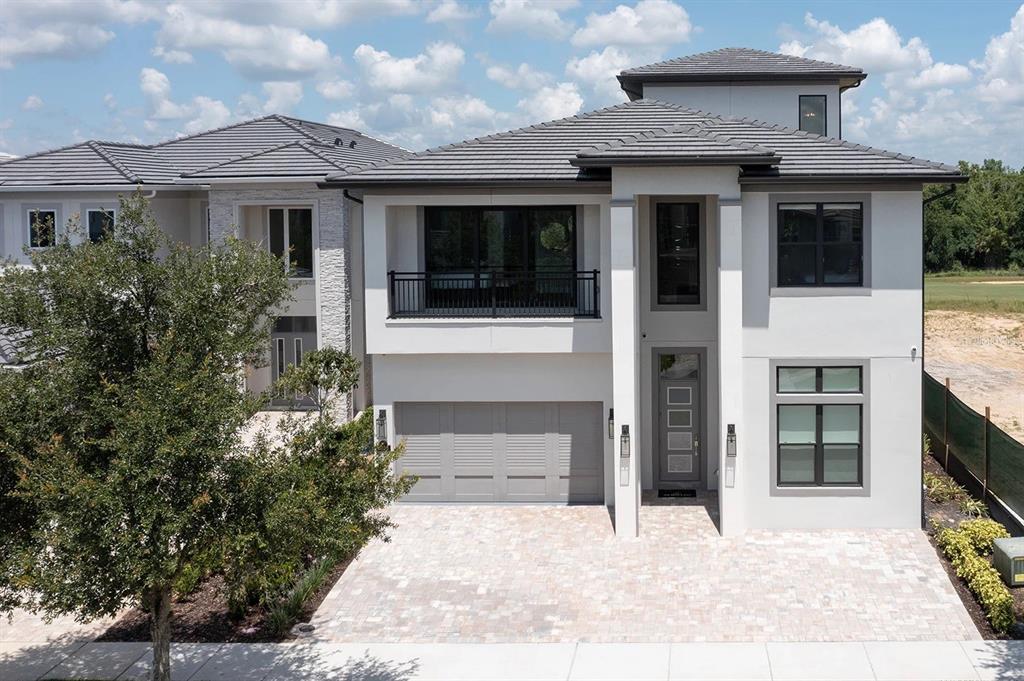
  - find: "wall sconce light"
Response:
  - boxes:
[726,423,737,457]
[619,424,630,487]
[607,408,614,439]
[376,409,388,446]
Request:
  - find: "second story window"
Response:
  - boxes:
[28,209,57,248]
[268,207,313,278]
[86,208,115,242]
[778,203,863,287]
[799,95,827,136]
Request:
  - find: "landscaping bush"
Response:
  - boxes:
[266,557,334,637]
[936,523,1016,633]
[957,496,990,518]
[925,470,967,503]
[958,518,1010,555]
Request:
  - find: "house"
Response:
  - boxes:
[323,48,964,537]
[1,48,965,538]
[0,115,408,415]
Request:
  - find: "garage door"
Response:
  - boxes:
[395,402,604,503]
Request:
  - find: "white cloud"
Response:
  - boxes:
[487,0,578,40]
[152,45,194,64]
[139,66,232,136]
[572,0,692,48]
[906,62,972,89]
[261,81,303,113]
[21,95,43,111]
[779,13,932,74]
[567,45,653,101]
[485,62,553,90]
[103,93,117,111]
[0,24,115,69]
[316,79,355,101]
[140,67,189,119]
[354,42,465,93]
[427,0,479,24]
[972,4,1024,103]
[517,82,583,121]
[181,96,232,135]
[429,95,501,130]
[178,0,419,29]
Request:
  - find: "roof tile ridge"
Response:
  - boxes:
[271,115,327,144]
[297,141,350,170]
[87,141,141,183]
[0,140,95,166]
[180,141,302,177]
[152,114,279,147]
[707,113,960,171]
[276,115,411,154]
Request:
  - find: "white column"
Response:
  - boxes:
[610,198,640,538]
[717,197,746,536]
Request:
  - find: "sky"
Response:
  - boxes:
[0,0,1022,167]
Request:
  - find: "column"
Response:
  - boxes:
[717,197,746,536]
[610,198,640,538]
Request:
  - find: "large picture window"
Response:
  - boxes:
[28,209,57,248]
[86,208,115,242]
[424,206,576,273]
[775,365,864,487]
[269,207,313,278]
[654,202,701,306]
[778,202,863,287]
[799,95,826,136]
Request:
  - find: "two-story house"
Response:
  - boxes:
[1,48,965,539]
[324,48,964,537]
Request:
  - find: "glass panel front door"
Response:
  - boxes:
[657,352,702,485]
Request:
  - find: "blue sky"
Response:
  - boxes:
[1,0,1022,166]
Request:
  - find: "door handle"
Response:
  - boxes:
[694,436,700,455]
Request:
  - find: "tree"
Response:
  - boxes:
[0,192,291,681]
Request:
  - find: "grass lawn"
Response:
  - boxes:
[925,272,1024,314]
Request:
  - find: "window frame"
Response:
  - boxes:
[85,207,116,243]
[266,205,314,280]
[649,196,707,311]
[798,95,827,136]
[776,201,865,289]
[769,359,869,496]
[25,207,59,249]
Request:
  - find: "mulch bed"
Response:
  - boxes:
[923,453,1024,639]
[95,556,353,643]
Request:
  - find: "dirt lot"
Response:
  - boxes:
[925,310,1024,442]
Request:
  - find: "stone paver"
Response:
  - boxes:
[310,501,980,643]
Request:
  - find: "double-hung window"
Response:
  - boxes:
[28,209,57,248]
[778,202,863,287]
[776,365,864,487]
[86,208,115,242]
[268,207,313,278]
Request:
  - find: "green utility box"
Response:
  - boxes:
[993,537,1024,587]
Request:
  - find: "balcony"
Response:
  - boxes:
[387,270,600,319]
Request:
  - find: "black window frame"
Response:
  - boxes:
[777,202,864,288]
[86,208,116,243]
[653,201,702,307]
[776,366,863,394]
[798,95,827,136]
[28,209,57,249]
[776,403,863,487]
[424,205,577,274]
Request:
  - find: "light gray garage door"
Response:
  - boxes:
[395,402,604,503]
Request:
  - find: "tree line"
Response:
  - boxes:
[924,160,1024,273]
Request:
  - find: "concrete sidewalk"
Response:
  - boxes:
[2,640,1023,681]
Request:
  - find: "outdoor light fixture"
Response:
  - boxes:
[727,424,737,457]
[376,409,388,446]
[619,424,630,487]
[607,408,614,439]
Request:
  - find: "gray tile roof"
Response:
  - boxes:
[618,48,866,97]
[328,99,962,186]
[0,115,407,187]
[0,327,29,369]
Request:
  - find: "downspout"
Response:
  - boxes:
[343,189,363,205]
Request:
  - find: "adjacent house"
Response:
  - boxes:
[1,48,966,537]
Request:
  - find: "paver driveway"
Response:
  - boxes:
[309,497,980,643]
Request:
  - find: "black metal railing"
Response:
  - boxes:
[388,270,600,319]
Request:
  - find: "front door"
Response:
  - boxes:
[657,351,702,485]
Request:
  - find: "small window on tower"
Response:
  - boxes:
[799,95,827,136]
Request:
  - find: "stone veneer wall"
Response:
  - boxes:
[207,186,353,420]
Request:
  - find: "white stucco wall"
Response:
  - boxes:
[643,83,843,137]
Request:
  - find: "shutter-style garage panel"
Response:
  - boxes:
[395,402,604,503]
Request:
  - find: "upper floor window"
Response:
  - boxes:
[28,209,56,248]
[799,95,827,136]
[86,208,115,242]
[777,203,863,287]
[269,207,313,278]
[425,206,576,273]
[654,202,701,306]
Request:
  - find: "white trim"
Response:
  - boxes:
[0,185,195,192]
[84,207,117,242]
[24,206,59,249]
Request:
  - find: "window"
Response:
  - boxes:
[274,338,286,380]
[28,209,57,248]
[655,202,701,305]
[775,365,864,487]
[268,207,313,278]
[778,203,863,287]
[799,95,826,136]
[424,206,576,273]
[86,209,115,242]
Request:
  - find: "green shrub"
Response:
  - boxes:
[266,557,334,637]
[958,518,1009,555]
[957,496,989,519]
[936,525,1016,633]
[924,471,967,503]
